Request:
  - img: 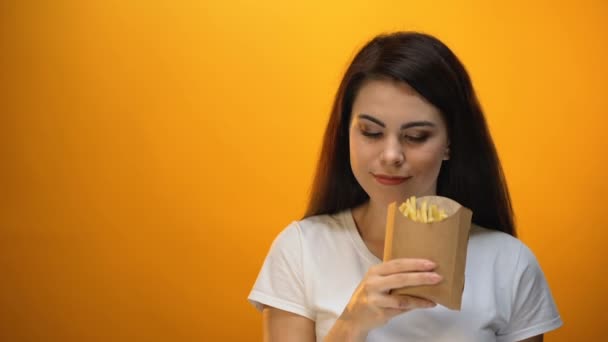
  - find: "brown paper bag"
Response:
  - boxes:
[382,196,472,310]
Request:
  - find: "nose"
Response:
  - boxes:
[380,136,405,166]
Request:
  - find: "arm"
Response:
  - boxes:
[261,304,368,342]
[322,318,367,342]
[519,335,543,342]
[263,306,315,342]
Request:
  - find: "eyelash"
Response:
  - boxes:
[361,130,429,143]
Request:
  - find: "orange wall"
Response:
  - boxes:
[1,1,606,340]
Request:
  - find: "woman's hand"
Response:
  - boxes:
[325,258,442,341]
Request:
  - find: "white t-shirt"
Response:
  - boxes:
[248,209,562,341]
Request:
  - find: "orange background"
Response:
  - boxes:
[1,1,606,341]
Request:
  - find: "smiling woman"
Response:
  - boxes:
[349,79,449,207]
[248,32,562,342]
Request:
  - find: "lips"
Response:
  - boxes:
[373,174,411,185]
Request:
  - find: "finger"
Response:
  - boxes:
[371,258,436,276]
[370,294,436,310]
[368,293,405,310]
[377,272,442,292]
[394,295,437,310]
[370,293,436,310]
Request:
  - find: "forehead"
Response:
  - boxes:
[352,78,442,124]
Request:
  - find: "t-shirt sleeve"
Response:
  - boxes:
[497,243,563,341]
[247,222,314,320]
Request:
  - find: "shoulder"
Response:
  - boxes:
[468,224,539,273]
[469,224,526,254]
[471,226,564,339]
[293,210,351,240]
[467,225,548,295]
[297,210,348,230]
[270,210,350,249]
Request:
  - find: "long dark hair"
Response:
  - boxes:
[304,31,516,236]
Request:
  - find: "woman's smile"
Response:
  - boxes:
[372,173,411,186]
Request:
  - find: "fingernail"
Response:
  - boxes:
[424,261,436,268]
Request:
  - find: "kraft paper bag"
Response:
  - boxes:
[382,196,472,310]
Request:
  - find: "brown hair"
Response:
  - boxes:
[304,31,516,236]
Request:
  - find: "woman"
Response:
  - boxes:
[248,32,562,341]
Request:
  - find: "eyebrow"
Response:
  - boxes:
[358,114,436,130]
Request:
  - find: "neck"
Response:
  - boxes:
[352,200,389,243]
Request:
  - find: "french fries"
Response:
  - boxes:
[398,196,448,222]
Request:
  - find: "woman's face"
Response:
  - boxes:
[349,78,449,206]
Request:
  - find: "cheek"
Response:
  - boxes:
[349,136,371,167]
[407,148,445,175]
[348,135,360,172]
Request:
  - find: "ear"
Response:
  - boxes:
[443,143,450,161]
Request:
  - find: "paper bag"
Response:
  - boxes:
[382,196,472,310]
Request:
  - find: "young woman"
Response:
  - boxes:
[248,31,562,341]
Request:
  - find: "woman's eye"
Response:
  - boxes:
[404,134,429,143]
[361,131,382,139]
